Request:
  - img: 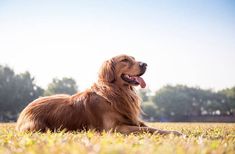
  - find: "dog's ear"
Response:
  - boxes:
[99,59,115,83]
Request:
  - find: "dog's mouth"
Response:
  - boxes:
[121,72,146,88]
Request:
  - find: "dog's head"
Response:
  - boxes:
[99,55,147,88]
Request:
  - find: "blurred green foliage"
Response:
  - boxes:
[44,77,78,96]
[139,85,235,122]
[0,65,43,121]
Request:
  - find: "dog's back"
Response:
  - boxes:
[16,94,90,132]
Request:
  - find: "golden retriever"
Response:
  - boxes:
[16,54,182,136]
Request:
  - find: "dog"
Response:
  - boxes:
[16,54,182,136]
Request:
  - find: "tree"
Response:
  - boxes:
[0,65,43,121]
[141,102,158,121]
[44,77,78,96]
[137,88,151,102]
[219,87,235,115]
[151,85,232,121]
[152,85,193,121]
[138,88,159,121]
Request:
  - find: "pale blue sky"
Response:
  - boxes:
[0,0,235,91]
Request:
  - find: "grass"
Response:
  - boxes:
[0,123,234,154]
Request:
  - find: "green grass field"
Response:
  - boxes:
[0,123,234,154]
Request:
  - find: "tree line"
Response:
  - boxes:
[139,85,235,122]
[0,65,235,122]
[0,65,78,121]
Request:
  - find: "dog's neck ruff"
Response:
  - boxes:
[92,82,141,125]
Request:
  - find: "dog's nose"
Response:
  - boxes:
[139,62,147,67]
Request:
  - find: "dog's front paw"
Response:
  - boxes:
[170,131,186,137]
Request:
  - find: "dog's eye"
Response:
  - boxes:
[121,59,129,63]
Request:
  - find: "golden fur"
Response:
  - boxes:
[16,55,182,135]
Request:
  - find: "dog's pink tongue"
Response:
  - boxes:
[135,77,146,88]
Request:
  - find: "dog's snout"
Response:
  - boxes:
[139,62,147,67]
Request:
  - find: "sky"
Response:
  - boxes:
[0,0,235,91]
